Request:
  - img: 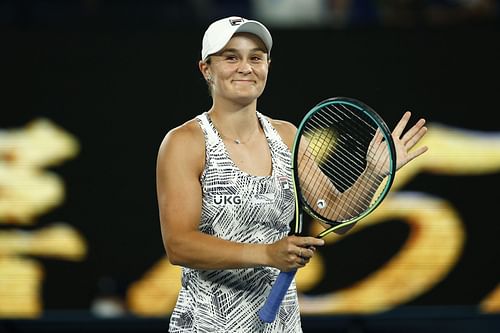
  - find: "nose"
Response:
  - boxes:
[237,59,253,74]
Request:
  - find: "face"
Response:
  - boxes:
[200,33,270,106]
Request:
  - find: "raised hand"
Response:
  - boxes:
[390,111,428,170]
[367,111,428,173]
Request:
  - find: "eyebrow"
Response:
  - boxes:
[217,48,267,55]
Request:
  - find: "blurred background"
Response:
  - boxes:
[1,0,500,332]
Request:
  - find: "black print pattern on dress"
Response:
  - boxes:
[168,112,302,332]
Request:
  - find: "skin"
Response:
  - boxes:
[156,32,428,273]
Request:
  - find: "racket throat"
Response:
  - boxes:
[291,212,303,235]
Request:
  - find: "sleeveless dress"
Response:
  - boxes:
[168,112,302,332]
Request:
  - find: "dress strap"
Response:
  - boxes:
[195,112,220,147]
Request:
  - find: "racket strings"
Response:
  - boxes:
[330,103,392,214]
[299,142,383,221]
[308,110,374,170]
[309,109,378,180]
[297,104,392,223]
[302,114,386,194]
[313,107,383,177]
[329,104,391,174]
[299,159,368,221]
[299,143,387,222]
[302,118,370,194]
[318,104,391,180]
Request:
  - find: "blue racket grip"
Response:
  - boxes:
[258,269,297,323]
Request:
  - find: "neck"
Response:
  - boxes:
[211,95,257,115]
[208,103,261,145]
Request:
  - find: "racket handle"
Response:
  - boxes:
[258,269,297,323]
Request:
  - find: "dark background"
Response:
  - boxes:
[1,1,500,331]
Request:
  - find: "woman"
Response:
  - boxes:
[156,16,427,332]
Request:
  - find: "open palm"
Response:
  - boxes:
[367,111,428,174]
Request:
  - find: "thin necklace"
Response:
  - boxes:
[208,112,261,144]
[218,125,260,144]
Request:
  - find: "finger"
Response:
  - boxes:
[392,111,412,139]
[401,119,426,146]
[301,237,325,247]
[405,145,429,164]
[297,256,309,267]
[297,247,314,259]
[404,126,427,150]
[372,128,383,146]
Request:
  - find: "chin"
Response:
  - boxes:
[236,88,264,101]
[234,92,262,105]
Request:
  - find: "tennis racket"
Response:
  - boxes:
[258,96,397,323]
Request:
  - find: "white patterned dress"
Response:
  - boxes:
[168,112,302,332]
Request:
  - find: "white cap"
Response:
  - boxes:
[201,16,273,61]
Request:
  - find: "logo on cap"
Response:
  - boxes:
[229,17,245,26]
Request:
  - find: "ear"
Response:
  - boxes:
[199,60,211,81]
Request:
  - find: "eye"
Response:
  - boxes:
[225,54,238,62]
[251,54,266,63]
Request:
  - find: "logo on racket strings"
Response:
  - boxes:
[317,199,326,209]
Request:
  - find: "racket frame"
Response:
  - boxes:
[291,97,397,238]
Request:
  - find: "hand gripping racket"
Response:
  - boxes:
[258,97,397,323]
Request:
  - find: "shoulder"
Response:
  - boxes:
[160,117,203,144]
[266,117,297,150]
[157,118,205,173]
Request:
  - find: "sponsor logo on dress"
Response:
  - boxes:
[213,194,242,205]
[253,193,275,204]
[279,176,290,190]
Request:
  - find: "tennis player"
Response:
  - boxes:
[156,16,427,332]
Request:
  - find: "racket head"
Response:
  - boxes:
[291,97,397,237]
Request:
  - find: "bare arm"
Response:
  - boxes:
[273,112,428,233]
[320,111,428,219]
[156,120,323,271]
